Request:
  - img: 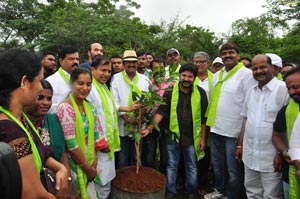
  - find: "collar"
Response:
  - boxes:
[255,77,277,91]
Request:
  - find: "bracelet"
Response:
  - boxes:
[236,145,243,149]
[282,150,288,156]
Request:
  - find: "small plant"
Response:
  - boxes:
[128,63,179,174]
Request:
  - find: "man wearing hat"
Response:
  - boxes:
[211,57,224,74]
[165,48,181,78]
[110,50,149,168]
[266,53,283,80]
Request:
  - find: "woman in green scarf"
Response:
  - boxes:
[56,68,107,199]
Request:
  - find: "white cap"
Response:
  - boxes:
[212,57,223,66]
[266,53,282,68]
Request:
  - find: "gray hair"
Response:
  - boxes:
[193,51,210,61]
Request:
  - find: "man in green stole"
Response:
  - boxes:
[272,67,300,199]
[110,50,149,168]
[46,46,79,113]
[142,63,208,199]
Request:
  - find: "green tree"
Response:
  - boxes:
[227,15,287,58]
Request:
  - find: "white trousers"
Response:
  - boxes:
[244,165,283,199]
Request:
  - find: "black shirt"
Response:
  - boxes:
[157,84,208,147]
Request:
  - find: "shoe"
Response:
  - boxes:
[165,192,176,199]
[204,190,224,199]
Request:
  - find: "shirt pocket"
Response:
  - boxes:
[264,104,281,123]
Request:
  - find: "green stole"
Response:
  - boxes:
[0,106,42,173]
[205,62,244,127]
[277,72,283,81]
[93,78,120,159]
[121,71,142,131]
[169,82,204,159]
[286,99,300,199]
[58,67,70,83]
[69,95,95,199]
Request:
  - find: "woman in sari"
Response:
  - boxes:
[56,67,106,199]
[0,49,68,198]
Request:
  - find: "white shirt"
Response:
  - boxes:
[210,66,256,138]
[110,72,149,137]
[289,113,300,161]
[165,64,181,79]
[46,69,70,113]
[198,77,209,100]
[87,83,117,184]
[241,77,289,172]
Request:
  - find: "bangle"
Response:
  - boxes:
[236,145,243,149]
[282,150,288,156]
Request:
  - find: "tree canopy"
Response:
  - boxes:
[0,0,299,64]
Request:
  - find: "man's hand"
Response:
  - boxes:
[235,146,243,162]
[198,138,206,151]
[141,127,152,138]
[283,150,293,164]
[273,153,282,172]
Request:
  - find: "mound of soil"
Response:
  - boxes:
[112,166,166,193]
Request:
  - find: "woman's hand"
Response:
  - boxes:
[55,163,69,191]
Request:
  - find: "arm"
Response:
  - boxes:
[45,157,68,191]
[141,113,164,137]
[19,155,56,199]
[235,117,247,160]
[198,124,207,151]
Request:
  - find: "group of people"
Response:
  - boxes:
[0,41,300,199]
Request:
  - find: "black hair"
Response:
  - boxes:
[41,51,55,59]
[150,58,165,70]
[266,55,272,66]
[110,54,122,59]
[283,63,297,68]
[40,79,53,94]
[91,55,111,69]
[146,52,154,58]
[70,68,92,84]
[284,67,300,80]
[58,46,78,60]
[0,142,22,199]
[0,49,42,109]
[220,43,240,54]
[179,63,198,77]
[136,50,146,57]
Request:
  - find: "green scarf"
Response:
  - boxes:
[277,72,283,81]
[285,99,300,199]
[93,78,120,159]
[58,67,70,84]
[205,62,244,127]
[121,71,142,131]
[0,106,42,173]
[45,114,65,161]
[69,95,95,199]
[169,82,204,159]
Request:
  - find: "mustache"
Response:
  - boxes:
[290,93,300,99]
[72,63,78,67]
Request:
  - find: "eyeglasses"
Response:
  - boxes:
[193,60,207,64]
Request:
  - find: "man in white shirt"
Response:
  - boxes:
[165,48,181,78]
[205,43,256,199]
[236,54,289,198]
[290,113,300,180]
[110,50,149,168]
[46,46,79,113]
[88,55,139,199]
[193,51,213,98]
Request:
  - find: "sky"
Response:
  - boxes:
[128,0,269,35]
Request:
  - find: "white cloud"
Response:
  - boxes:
[132,0,268,34]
